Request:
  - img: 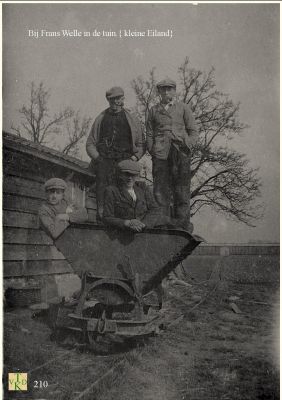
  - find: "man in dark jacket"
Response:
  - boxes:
[86,87,145,221]
[103,160,176,232]
[103,159,184,309]
[146,78,199,232]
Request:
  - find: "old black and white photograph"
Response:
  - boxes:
[2,2,280,399]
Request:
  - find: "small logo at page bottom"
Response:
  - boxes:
[8,373,28,391]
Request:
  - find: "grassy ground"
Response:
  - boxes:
[3,278,279,400]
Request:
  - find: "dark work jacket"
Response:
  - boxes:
[103,182,163,229]
[86,108,145,161]
[98,109,133,157]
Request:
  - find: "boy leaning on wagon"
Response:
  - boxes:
[38,178,88,240]
[146,78,199,233]
[86,86,145,222]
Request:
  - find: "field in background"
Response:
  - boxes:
[4,257,279,400]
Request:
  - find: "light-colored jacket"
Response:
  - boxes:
[146,101,199,160]
[38,199,88,240]
[86,108,145,161]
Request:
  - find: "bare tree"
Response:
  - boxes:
[132,67,157,129]
[132,58,263,226]
[11,82,91,157]
[61,112,92,157]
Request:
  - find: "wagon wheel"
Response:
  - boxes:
[82,284,134,318]
[82,283,134,353]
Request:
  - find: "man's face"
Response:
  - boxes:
[46,188,64,205]
[118,172,137,189]
[158,86,176,104]
[108,95,125,111]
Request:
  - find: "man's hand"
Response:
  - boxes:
[66,205,74,214]
[124,219,145,232]
[56,213,70,222]
[94,154,103,162]
[130,155,138,162]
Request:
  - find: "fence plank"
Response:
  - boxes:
[3,194,42,214]
[3,244,65,261]
[3,175,45,199]
[193,244,279,256]
[3,210,39,229]
[4,260,73,277]
[3,227,53,245]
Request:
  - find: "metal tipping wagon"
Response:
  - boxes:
[48,223,202,350]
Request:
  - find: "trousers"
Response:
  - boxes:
[91,157,123,220]
[152,145,191,222]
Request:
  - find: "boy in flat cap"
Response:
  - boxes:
[38,178,88,239]
[103,159,177,232]
[146,78,199,232]
[86,87,145,221]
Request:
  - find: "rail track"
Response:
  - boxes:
[25,338,145,400]
[4,307,151,400]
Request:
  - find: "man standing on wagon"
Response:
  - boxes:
[86,86,145,221]
[146,78,199,233]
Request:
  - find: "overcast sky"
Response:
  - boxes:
[2,3,280,243]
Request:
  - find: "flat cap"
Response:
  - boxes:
[44,178,67,191]
[117,159,141,175]
[156,78,176,89]
[106,86,124,99]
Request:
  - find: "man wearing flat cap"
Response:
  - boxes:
[146,78,199,232]
[86,87,145,221]
[103,159,177,232]
[38,178,88,239]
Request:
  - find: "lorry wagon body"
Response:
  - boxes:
[49,223,202,350]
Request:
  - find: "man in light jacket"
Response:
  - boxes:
[38,178,88,239]
[146,78,199,232]
[86,86,145,221]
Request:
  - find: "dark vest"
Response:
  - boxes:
[98,109,133,158]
